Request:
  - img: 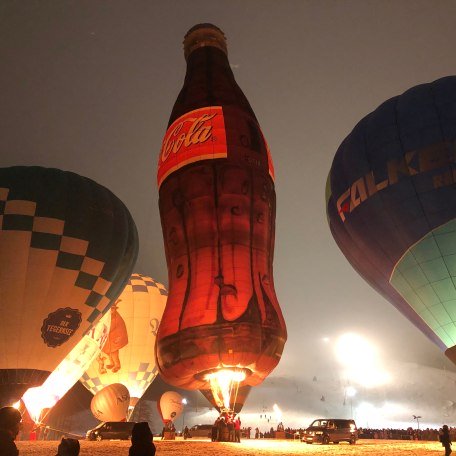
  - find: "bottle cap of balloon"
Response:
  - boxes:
[183,23,227,60]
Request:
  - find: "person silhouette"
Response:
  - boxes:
[441,425,452,456]
[129,422,156,456]
[0,406,22,456]
[55,438,80,456]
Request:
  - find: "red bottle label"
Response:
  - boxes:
[157,107,228,188]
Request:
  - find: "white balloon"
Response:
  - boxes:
[90,383,130,422]
[158,391,184,423]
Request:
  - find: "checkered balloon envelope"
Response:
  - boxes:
[80,273,167,403]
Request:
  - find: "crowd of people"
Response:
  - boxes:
[358,427,443,441]
[250,424,456,443]
[210,411,242,442]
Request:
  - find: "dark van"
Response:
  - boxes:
[301,418,357,445]
[86,421,136,441]
[189,424,213,438]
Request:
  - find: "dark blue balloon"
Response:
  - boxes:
[327,76,456,363]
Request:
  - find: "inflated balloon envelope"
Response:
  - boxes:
[158,391,184,424]
[0,166,138,406]
[24,274,166,422]
[81,274,167,406]
[326,76,456,364]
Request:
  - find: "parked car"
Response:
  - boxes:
[86,421,136,441]
[301,418,357,445]
[189,424,213,438]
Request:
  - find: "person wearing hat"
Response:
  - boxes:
[0,406,22,456]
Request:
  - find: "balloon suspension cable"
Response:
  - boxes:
[38,407,52,426]
[127,404,136,422]
[231,378,240,412]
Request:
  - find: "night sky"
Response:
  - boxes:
[2,1,456,429]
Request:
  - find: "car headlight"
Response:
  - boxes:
[315,431,323,435]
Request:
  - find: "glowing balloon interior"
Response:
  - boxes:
[0,166,138,406]
[21,311,111,422]
[90,383,130,422]
[81,274,167,402]
[326,76,456,364]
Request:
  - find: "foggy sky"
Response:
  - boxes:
[2,0,456,428]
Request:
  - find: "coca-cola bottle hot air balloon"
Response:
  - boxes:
[326,76,456,364]
[156,24,287,413]
[0,166,138,407]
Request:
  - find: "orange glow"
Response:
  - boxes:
[22,387,56,423]
[22,312,110,422]
[206,369,246,411]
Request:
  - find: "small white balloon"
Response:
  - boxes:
[90,383,130,422]
[158,391,184,423]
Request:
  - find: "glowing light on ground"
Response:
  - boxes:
[207,369,246,410]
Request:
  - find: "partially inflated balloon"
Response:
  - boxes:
[0,166,138,406]
[327,76,456,363]
[81,274,167,403]
[158,391,183,424]
[22,311,111,422]
[90,383,130,422]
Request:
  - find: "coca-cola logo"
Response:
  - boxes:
[161,113,216,163]
[157,106,228,188]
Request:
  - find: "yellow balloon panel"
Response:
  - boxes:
[81,274,167,399]
[0,226,113,372]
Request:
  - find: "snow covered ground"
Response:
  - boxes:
[16,438,444,456]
